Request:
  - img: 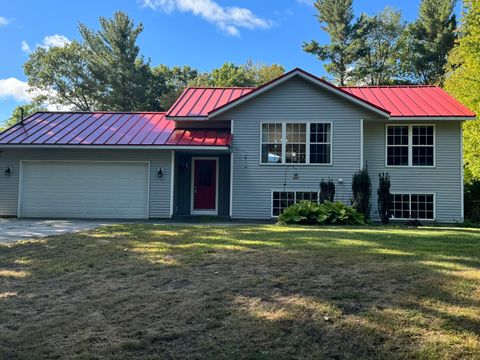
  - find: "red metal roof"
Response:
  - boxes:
[166,87,255,118]
[340,86,475,118]
[0,112,231,147]
[166,68,475,119]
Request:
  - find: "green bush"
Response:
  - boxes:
[320,178,335,203]
[352,166,371,219]
[278,200,365,226]
[465,180,480,223]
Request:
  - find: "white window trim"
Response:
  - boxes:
[270,189,320,218]
[260,121,333,166]
[385,124,436,168]
[390,192,436,221]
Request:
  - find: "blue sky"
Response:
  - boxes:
[0,0,462,122]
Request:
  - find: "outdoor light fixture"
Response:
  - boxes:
[243,152,248,168]
[157,168,164,177]
[5,167,12,175]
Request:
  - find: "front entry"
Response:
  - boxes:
[191,158,218,215]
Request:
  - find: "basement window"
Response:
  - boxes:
[391,193,435,220]
[272,191,319,217]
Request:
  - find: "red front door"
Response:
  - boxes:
[193,159,217,211]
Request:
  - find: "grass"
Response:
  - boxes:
[1,224,479,359]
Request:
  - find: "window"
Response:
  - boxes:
[310,123,331,164]
[286,123,307,163]
[387,126,409,166]
[386,125,435,167]
[391,193,434,220]
[412,126,434,166]
[272,191,319,216]
[261,122,332,164]
[261,123,282,163]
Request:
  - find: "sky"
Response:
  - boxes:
[0,0,463,122]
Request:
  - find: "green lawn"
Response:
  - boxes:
[1,224,479,359]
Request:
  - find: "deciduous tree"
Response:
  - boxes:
[445,0,480,181]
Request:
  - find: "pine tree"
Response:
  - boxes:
[79,11,157,111]
[303,0,361,85]
[399,0,457,84]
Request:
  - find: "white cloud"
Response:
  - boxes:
[41,34,71,48]
[0,16,9,26]
[21,41,31,54]
[0,78,31,102]
[0,77,70,111]
[140,0,272,36]
[21,34,70,55]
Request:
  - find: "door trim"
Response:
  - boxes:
[190,157,219,216]
[17,160,151,219]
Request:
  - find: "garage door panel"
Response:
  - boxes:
[20,162,149,219]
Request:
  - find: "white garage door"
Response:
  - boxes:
[19,161,149,219]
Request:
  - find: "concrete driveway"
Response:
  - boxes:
[0,218,114,244]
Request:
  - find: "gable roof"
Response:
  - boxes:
[341,86,476,119]
[167,68,391,120]
[166,68,475,120]
[0,112,231,148]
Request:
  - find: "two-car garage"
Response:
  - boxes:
[18,161,150,219]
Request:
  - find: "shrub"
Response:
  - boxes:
[465,180,480,223]
[278,200,365,226]
[352,166,371,219]
[377,172,393,225]
[320,179,335,203]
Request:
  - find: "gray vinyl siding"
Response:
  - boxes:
[0,149,172,218]
[215,76,374,219]
[364,121,463,223]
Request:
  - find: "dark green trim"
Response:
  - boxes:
[173,153,230,216]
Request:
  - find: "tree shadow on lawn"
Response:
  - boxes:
[0,224,479,359]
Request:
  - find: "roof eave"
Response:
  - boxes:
[0,144,231,151]
[165,116,209,121]
[389,116,476,121]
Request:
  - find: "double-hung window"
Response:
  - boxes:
[261,123,283,163]
[261,122,332,164]
[391,193,435,220]
[386,125,435,167]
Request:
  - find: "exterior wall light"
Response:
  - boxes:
[157,168,164,177]
[5,167,12,175]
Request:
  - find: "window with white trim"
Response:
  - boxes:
[310,123,332,164]
[386,125,434,167]
[261,123,283,163]
[286,123,307,163]
[261,122,332,164]
[272,191,319,216]
[391,193,434,220]
[412,126,434,166]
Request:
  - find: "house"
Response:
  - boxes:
[0,68,475,222]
